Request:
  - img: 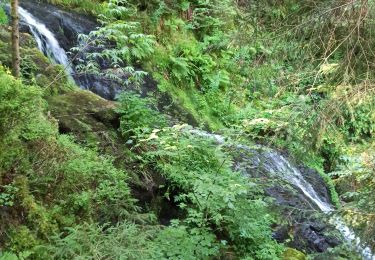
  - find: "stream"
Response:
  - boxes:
[17,2,374,259]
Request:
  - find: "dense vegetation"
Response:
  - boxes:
[1,0,375,259]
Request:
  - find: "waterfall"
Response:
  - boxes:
[192,129,374,260]
[18,7,72,73]
[252,148,374,260]
[256,149,333,212]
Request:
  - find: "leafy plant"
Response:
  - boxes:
[0,184,18,207]
[0,5,8,25]
[73,0,155,87]
[139,125,283,258]
[116,92,167,138]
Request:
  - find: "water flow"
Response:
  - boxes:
[192,129,374,260]
[18,7,72,73]
[254,149,374,260]
[264,151,333,211]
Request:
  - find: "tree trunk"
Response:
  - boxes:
[11,0,20,78]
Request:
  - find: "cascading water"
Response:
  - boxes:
[249,147,374,260]
[192,129,374,260]
[18,7,72,73]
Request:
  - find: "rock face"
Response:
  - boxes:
[291,222,341,253]
[230,144,342,254]
[20,0,97,51]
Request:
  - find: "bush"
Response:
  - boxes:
[140,125,283,258]
[0,6,7,25]
[117,92,167,138]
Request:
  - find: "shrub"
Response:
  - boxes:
[140,125,283,258]
[116,92,166,138]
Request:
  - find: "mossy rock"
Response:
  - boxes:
[282,248,306,260]
[0,26,38,66]
[0,25,70,93]
[47,90,121,151]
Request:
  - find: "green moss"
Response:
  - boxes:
[282,248,306,260]
[6,226,38,253]
[156,75,224,130]
[47,90,121,149]
[46,0,105,15]
[14,176,58,238]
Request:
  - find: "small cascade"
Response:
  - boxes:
[18,7,72,73]
[247,148,333,212]
[249,147,374,260]
[191,129,374,260]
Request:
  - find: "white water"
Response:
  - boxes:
[262,150,374,260]
[18,7,72,73]
[192,129,374,260]
[264,151,333,212]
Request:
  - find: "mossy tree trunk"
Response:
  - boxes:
[11,0,20,78]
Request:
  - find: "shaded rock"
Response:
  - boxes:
[230,144,343,254]
[291,222,341,253]
[47,90,120,150]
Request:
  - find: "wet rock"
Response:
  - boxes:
[291,222,341,253]
[273,226,291,242]
[299,167,331,205]
[265,184,316,210]
[20,0,97,51]
[230,144,343,254]
[310,222,326,232]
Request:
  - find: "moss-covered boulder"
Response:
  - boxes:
[47,90,121,151]
[282,248,307,260]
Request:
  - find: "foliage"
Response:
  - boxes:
[0,5,7,25]
[46,0,106,14]
[73,0,155,87]
[39,222,157,259]
[41,222,219,259]
[0,184,18,207]
[0,67,55,171]
[330,146,375,249]
[0,69,137,255]
[4,0,375,258]
[116,92,167,138]
[140,125,283,258]
[152,224,220,259]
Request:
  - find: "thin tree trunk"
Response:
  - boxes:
[11,0,20,78]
